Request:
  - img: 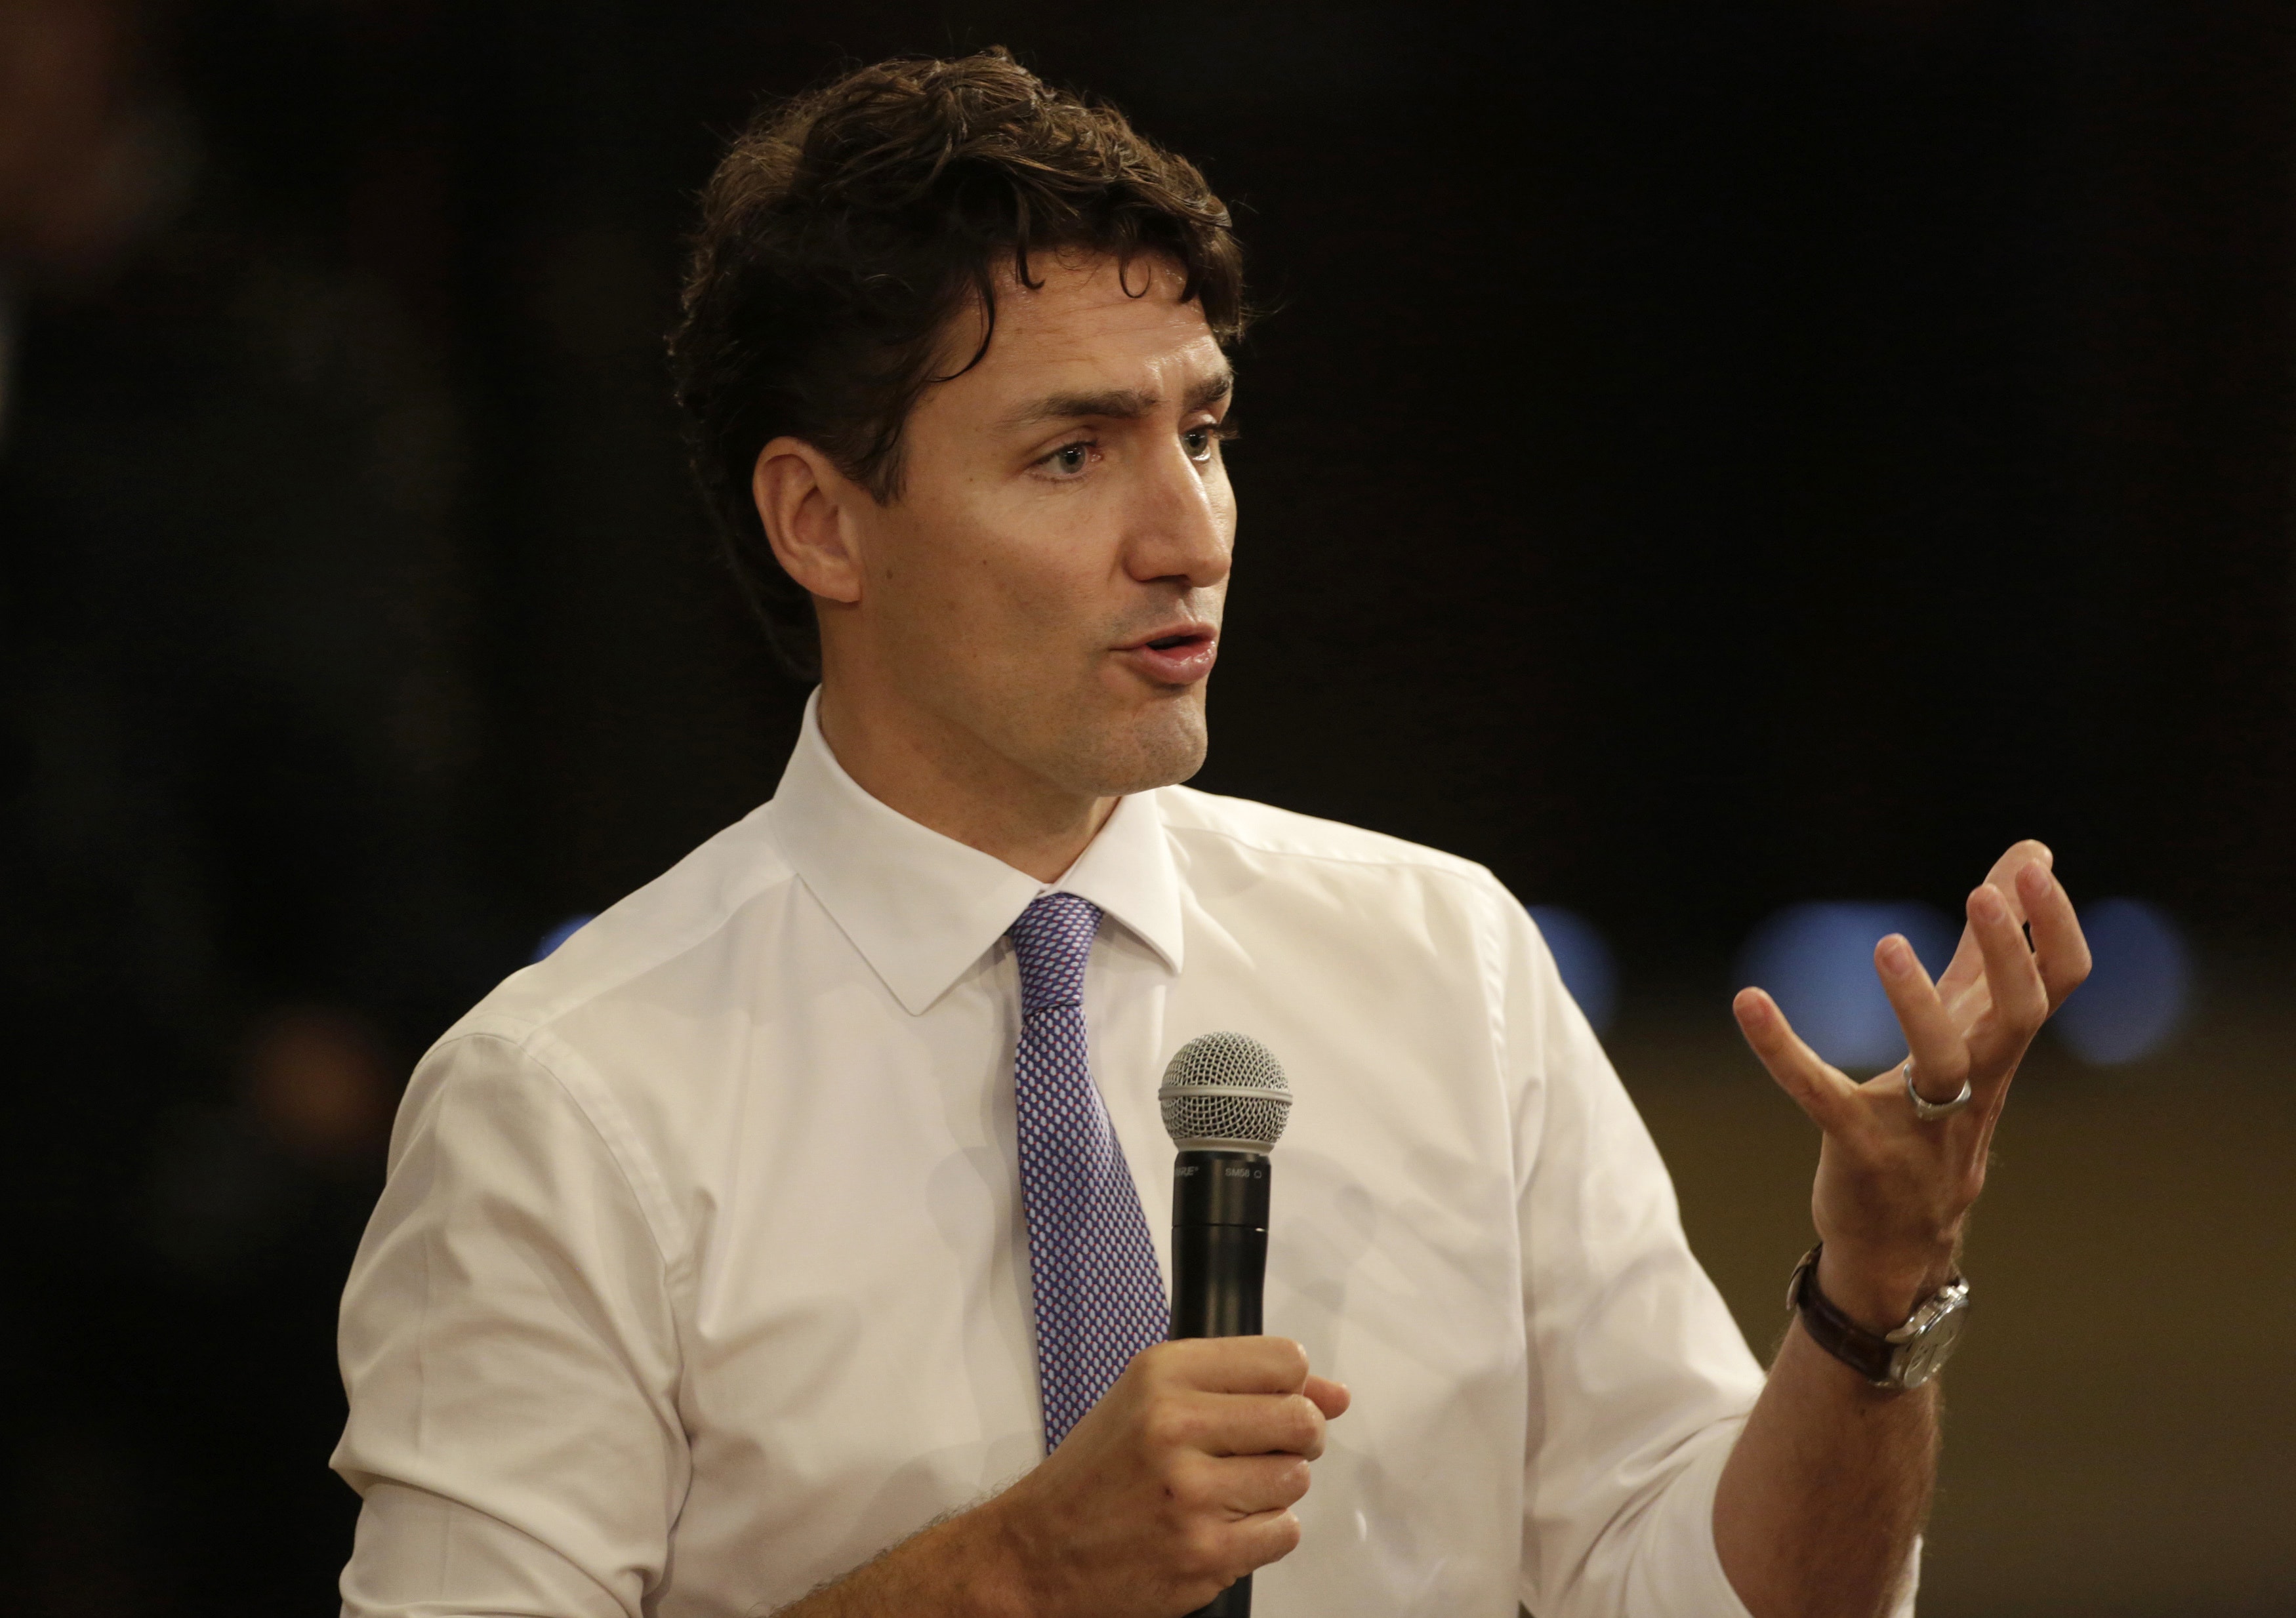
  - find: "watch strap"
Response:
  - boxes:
[1786,1243,1900,1385]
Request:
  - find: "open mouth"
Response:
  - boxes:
[1121,624,1218,683]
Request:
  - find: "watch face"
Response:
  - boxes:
[1893,1297,1971,1389]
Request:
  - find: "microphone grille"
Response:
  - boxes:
[1158,1032,1292,1151]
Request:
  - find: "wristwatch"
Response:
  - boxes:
[1787,1243,1971,1391]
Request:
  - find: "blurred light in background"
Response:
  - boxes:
[1736,902,1957,1070]
[2051,897,2192,1064]
[533,914,594,962]
[1529,906,1618,1033]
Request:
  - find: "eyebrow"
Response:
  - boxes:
[1000,369,1235,430]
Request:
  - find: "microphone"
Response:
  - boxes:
[1158,1032,1292,1618]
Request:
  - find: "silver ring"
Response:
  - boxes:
[1902,1059,1973,1122]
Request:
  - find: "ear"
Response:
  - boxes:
[752,437,867,605]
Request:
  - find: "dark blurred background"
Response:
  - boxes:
[2,3,2289,1614]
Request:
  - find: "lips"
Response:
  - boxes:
[1118,622,1219,685]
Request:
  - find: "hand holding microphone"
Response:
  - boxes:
[966,1033,1345,1618]
[981,1335,1347,1617]
[1159,1033,1319,1618]
[813,1035,1340,1618]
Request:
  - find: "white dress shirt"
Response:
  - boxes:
[334,695,1778,1618]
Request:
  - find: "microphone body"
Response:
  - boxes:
[1170,1149,1269,1339]
[1170,1149,1269,1618]
[1158,1034,1292,1618]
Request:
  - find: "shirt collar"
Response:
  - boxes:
[768,691,1185,1015]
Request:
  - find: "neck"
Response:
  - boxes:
[815,677,1115,885]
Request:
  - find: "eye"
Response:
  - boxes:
[1039,439,1095,477]
[1183,420,1237,464]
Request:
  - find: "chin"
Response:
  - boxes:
[1067,694,1208,798]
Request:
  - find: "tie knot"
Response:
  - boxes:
[1008,891,1102,1015]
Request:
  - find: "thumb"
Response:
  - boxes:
[1303,1374,1351,1421]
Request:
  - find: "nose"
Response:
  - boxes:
[1123,432,1233,592]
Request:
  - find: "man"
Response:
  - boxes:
[334,49,2089,1618]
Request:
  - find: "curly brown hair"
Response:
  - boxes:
[669,47,1250,678]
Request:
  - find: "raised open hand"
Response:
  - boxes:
[1731,839,2091,1326]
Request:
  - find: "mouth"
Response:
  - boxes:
[1117,622,1219,685]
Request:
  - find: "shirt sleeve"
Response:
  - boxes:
[331,1026,687,1618]
[1502,901,1769,1618]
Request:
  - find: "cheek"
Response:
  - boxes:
[875,502,1094,662]
[870,499,997,611]
[964,493,1115,607]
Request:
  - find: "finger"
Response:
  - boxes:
[1732,988,1864,1133]
[1302,1374,1351,1421]
[1197,1451,1313,1516]
[1969,882,2047,1062]
[1222,1503,1306,1577]
[1984,838,2054,912]
[2017,862,2092,1010]
[1193,1390,1328,1459]
[1939,839,2055,998]
[1165,1465,1306,1590]
[1160,1335,1311,1396]
[1874,933,1969,1105]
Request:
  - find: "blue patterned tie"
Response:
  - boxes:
[1008,892,1170,1451]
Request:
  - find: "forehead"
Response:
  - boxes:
[947,251,1226,401]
